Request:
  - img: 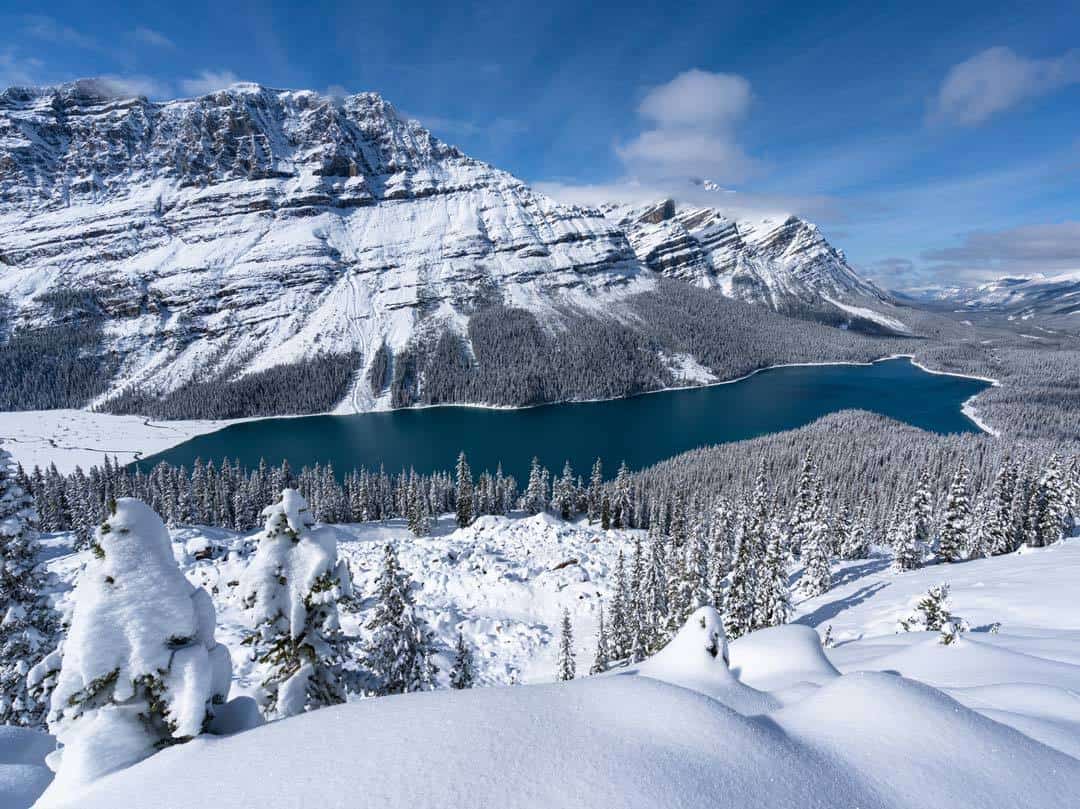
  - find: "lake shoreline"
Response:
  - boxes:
[0,355,998,474]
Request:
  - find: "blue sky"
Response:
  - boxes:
[1,0,1078,288]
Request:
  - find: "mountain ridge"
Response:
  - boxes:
[0,80,909,418]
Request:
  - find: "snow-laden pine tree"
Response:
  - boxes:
[608,549,631,660]
[552,461,576,520]
[240,489,352,718]
[910,471,934,552]
[556,608,575,681]
[587,458,603,524]
[590,602,611,675]
[455,452,473,528]
[938,464,971,563]
[522,457,548,515]
[35,498,232,797]
[363,543,438,695]
[1028,454,1069,548]
[0,445,57,729]
[898,583,962,639]
[755,520,791,628]
[789,451,818,558]
[840,508,869,560]
[984,462,1017,556]
[723,518,758,641]
[612,462,633,529]
[799,503,833,598]
[449,631,476,690]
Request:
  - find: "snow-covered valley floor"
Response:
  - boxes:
[9,513,1080,808]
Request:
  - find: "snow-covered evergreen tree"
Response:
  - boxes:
[910,470,934,552]
[892,517,922,572]
[938,464,971,563]
[586,458,603,524]
[449,631,476,690]
[0,446,57,729]
[840,507,870,560]
[898,583,966,645]
[789,451,818,558]
[522,457,548,515]
[612,461,633,529]
[240,489,352,718]
[755,520,790,628]
[35,498,232,796]
[363,543,438,695]
[590,602,611,675]
[984,462,1017,556]
[608,549,631,660]
[455,452,473,528]
[1028,454,1069,548]
[556,608,575,681]
[552,461,576,520]
[799,501,833,598]
[723,521,757,640]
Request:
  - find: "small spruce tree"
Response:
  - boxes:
[556,608,576,681]
[449,631,476,690]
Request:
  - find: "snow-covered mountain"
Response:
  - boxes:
[603,198,889,313]
[913,273,1080,317]
[0,80,900,415]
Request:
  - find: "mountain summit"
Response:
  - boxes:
[0,81,902,418]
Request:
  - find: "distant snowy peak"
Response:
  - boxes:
[914,272,1080,317]
[603,198,890,313]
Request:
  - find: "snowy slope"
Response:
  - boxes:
[0,81,640,410]
[602,198,902,329]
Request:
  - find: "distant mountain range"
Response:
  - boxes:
[904,273,1080,317]
[0,79,907,416]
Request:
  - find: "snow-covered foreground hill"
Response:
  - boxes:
[10,513,1080,808]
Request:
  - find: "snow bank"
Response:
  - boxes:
[0,726,53,809]
[775,671,1080,808]
[628,606,777,714]
[47,675,881,809]
[728,624,840,691]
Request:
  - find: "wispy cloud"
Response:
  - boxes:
[179,70,241,96]
[21,15,100,51]
[133,26,176,49]
[97,74,173,99]
[921,221,1080,281]
[931,46,1080,126]
[617,69,758,183]
[0,49,43,88]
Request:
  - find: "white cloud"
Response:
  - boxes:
[21,15,99,50]
[617,69,757,184]
[134,26,176,49]
[179,70,241,97]
[922,221,1080,280]
[637,69,751,129]
[932,46,1080,126]
[97,75,173,99]
[534,177,841,225]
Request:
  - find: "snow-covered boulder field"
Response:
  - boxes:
[15,513,1080,808]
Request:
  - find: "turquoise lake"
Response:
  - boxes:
[138,358,991,480]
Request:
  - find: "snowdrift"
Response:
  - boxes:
[45,675,880,809]
[728,624,840,691]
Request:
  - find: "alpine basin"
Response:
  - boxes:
[137,358,990,480]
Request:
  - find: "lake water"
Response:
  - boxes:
[138,358,991,480]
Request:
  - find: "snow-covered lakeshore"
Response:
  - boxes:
[7,512,1080,808]
[0,356,997,474]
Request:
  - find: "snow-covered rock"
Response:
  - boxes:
[602,199,898,325]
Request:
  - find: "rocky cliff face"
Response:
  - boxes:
[0,80,901,415]
[604,199,888,313]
